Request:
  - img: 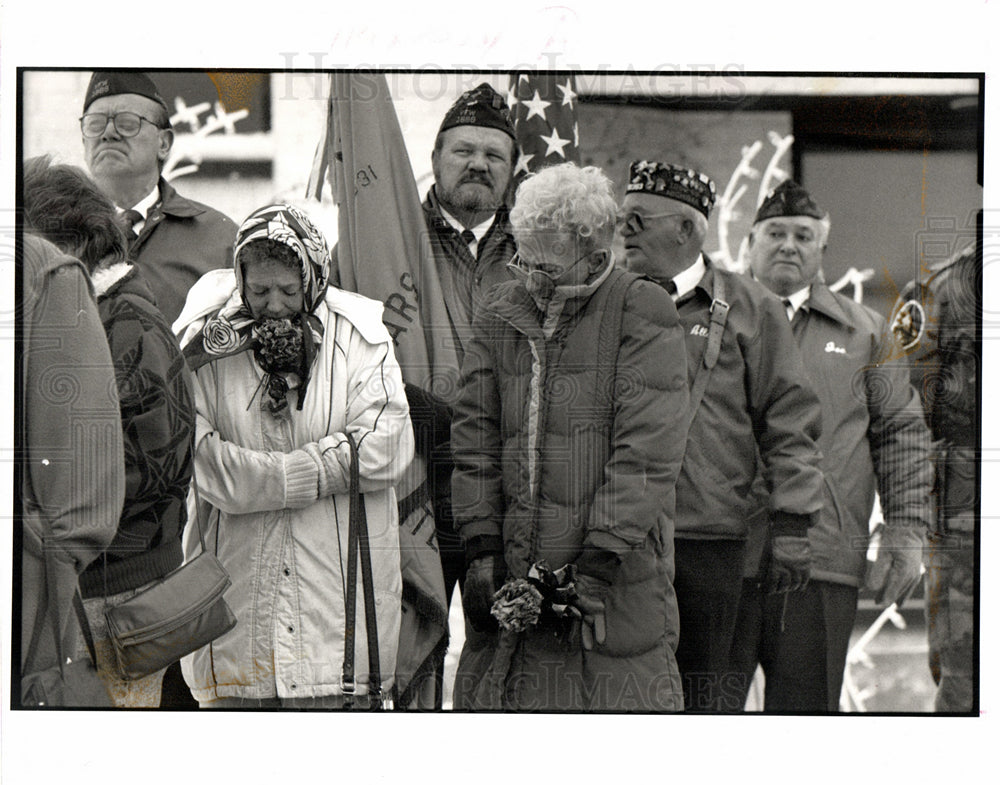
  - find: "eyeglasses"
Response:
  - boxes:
[79,112,163,139]
[507,251,588,286]
[616,211,684,235]
[507,248,611,294]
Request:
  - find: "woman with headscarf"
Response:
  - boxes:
[174,204,414,709]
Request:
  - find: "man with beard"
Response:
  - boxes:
[417,83,518,708]
[80,71,236,325]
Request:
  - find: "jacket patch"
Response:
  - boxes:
[891,298,925,352]
[690,324,709,338]
[824,341,847,355]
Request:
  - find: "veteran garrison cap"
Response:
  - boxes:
[83,71,170,117]
[626,160,717,218]
[437,82,516,141]
[753,180,825,224]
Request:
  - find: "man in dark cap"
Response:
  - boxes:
[731,180,934,711]
[619,161,826,712]
[81,71,236,324]
[415,82,519,708]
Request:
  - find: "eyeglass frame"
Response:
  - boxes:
[79,111,167,139]
[616,210,686,235]
[506,247,610,287]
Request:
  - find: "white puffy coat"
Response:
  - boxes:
[180,287,413,702]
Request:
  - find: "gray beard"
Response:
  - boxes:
[438,182,502,216]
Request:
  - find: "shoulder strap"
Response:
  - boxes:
[24,544,101,680]
[342,433,383,709]
[685,271,729,431]
[594,268,637,411]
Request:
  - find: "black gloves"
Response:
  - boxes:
[766,511,812,594]
[768,535,811,594]
[464,554,506,632]
[573,573,609,650]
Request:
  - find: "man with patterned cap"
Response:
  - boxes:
[414,82,519,707]
[619,161,826,712]
[731,180,934,711]
[81,71,237,325]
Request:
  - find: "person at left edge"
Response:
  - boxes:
[81,70,237,325]
[22,156,196,707]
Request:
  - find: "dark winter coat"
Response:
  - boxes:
[422,187,516,366]
[20,236,123,684]
[452,268,690,711]
[78,263,196,598]
[131,178,236,325]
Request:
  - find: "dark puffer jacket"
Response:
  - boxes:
[452,268,690,711]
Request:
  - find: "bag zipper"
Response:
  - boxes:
[108,573,230,646]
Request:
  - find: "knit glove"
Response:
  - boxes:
[573,573,609,651]
[865,523,926,607]
[464,554,506,633]
[767,535,811,594]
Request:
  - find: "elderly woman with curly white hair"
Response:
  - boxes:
[450,163,691,711]
[174,204,413,709]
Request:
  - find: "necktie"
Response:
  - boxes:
[123,209,143,238]
[782,298,795,321]
[459,229,476,245]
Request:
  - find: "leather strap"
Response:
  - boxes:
[341,434,382,708]
[594,268,635,412]
[73,589,98,666]
[684,271,729,433]
[24,543,101,680]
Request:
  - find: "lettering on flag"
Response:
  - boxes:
[307,72,450,708]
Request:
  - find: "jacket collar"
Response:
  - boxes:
[487,261,614,343]
[805,282,855,328]
[423,186,511,240]
[487,281,546,340]
[155,177,207,219]
[91,261,134,297]
[685,253,718,303]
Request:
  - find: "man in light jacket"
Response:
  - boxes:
[732,181,934,711]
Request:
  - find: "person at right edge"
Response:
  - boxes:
[619,161,826,713]
[731,181,934,712]
[891,233,979,713]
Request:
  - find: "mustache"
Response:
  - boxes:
[460,172,494,187]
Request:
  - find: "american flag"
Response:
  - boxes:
[507,72,580,179]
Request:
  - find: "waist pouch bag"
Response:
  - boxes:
[104,487,236,681]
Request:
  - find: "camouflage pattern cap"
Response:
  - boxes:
[83,71,170,116]
[626,160,717,218]
[437,82,516,141]
[753,180,825,224]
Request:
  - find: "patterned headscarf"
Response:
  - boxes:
[184,204,333,414]
[233,203,331,314]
